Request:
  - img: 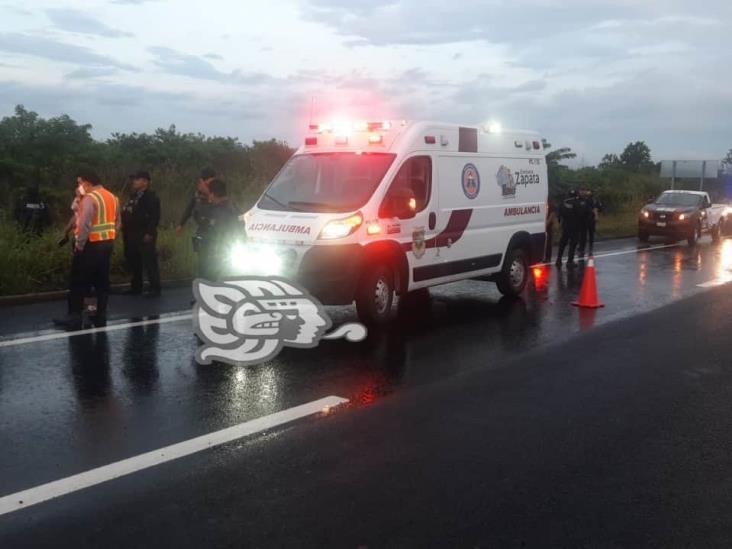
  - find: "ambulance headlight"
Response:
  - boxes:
[319,212,363,240]
[229,243,283,276]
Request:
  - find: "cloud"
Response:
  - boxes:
[65,67,119,80]
[302,0,731,47]
[203,52,223,60]
[46,8,133,38]
[148,46,230,81]
[0,33,135,70]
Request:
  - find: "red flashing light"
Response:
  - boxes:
[305,137,317,146]
[424,135,436,144]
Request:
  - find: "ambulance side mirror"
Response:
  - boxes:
[383,187,417,220]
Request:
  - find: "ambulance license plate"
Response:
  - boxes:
[656,222,667,227]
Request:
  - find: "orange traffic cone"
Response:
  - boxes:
[572,256,605,309]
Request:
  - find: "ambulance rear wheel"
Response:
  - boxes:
[356,264,394,326]
[496,248,528,297]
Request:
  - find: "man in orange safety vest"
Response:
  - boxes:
[54,169,120,330]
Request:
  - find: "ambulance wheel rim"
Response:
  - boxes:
[374,278,390,314]
[509,257,525,289]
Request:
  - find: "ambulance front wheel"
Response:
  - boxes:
[496,247,529,297]
[356,264,394,326]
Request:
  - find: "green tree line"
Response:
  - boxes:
[0,105,294,226]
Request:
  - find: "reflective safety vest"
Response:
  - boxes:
[75,187,119,242]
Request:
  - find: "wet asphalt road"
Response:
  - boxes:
[1,236,732,547]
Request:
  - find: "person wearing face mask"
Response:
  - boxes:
[53,169,120,330]
[58,183,85,248]
[121,171,161,297]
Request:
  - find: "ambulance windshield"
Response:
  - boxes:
[258,152,396,213]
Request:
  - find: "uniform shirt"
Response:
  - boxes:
[76,186,121,250]
[121,188,161,237]
[558,197,578,227]
[179,190,210,232]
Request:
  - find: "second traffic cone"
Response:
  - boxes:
[572,256,605,309]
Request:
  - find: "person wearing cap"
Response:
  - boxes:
[121,170,161,296]
[176,167,216,275]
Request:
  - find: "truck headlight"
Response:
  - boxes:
[642,211,650,219]
[319,212,363,240]
[678,214,687,221]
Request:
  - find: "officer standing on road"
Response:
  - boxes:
[121,171,161,297]
[198,178,241,281]
[555,190,579,268]
[575,188,593,260]
[53,170,120,330]
[177,168,215,276]
[581,189,602,257]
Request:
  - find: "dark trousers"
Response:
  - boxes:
[197,241,222,281]
[124,234,161,292]
[587,220,596,254]
[544,224,554,262]
[557,224,578,263]
[68,241,114,317]
[577,221,588,257]
[577,221,596,256]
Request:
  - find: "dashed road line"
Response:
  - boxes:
[535,242,680,267]
[0,313,192,349]
[0,395,349,516]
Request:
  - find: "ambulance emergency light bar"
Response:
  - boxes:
[308,120,398,134]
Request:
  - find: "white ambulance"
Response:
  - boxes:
[238,120,548,325]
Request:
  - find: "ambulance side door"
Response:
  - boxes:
[377,155,438,289]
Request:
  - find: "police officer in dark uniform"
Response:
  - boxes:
[177,168,216,276]
[198,178,241,281]
[580,189,602,256]
[555,190,579,267]
[121,171,161,296]
[575,188,593,260]
[14,184,51,235]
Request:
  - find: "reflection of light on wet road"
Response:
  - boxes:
[698,240,732,288]
[638,256,647,287]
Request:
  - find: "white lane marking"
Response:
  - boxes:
[697,277,732,288]
[535,242,680,267]
[0,395,349,516]
[0,313,192,348]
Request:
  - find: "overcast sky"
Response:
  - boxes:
[0,0,729,165]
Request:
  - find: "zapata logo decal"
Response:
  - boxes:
[496,165,516,197]
[412,228,426,259]
[461,163,480,199]
[193,277,367,366]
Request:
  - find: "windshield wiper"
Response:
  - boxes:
[262,191,303,212]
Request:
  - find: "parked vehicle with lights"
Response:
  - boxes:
[235,119,548,325]
[638,190,729,246]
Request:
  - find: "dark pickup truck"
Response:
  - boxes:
[639,190,729,246]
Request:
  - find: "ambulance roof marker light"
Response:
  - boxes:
[368,133,383,144]
[486,122,502,134]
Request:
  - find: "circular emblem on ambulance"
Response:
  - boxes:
[461,163,480,200]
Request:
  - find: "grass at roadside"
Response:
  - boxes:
[596,208,641,239]
[0,222,196,296]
